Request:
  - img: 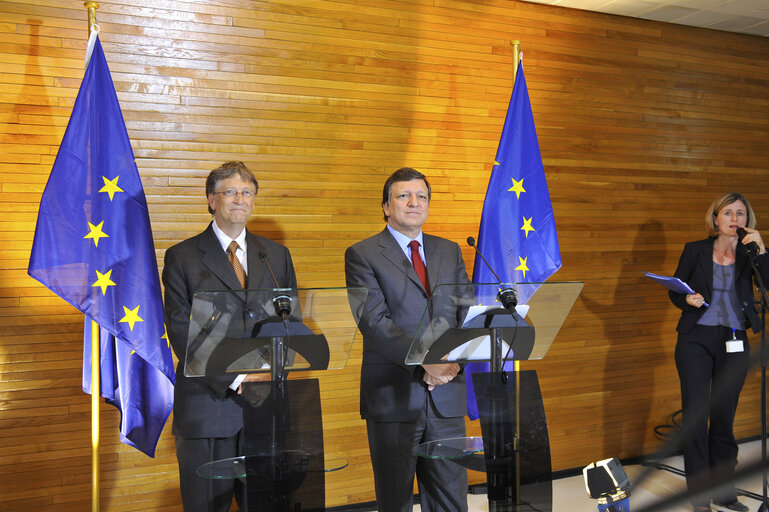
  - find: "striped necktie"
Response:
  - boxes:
[226,241,247,289]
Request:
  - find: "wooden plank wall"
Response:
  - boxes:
[2,0,769,509]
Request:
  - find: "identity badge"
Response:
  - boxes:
[726,329,744,353]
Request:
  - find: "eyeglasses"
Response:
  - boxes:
[214,189,256,199]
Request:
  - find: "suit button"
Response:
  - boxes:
[246,309,255,319]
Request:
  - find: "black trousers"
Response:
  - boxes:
[675,324,750,507]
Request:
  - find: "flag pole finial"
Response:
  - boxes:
[510,40,521,84]
[84,2,99,32]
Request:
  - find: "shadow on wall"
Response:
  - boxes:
[582,219,670,461]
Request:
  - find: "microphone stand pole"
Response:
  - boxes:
[761,296,767,512]
[745,250,769,512]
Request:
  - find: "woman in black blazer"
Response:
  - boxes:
[669,192,769,512]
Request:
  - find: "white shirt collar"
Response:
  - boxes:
[211,220,248,273]
[211,219,247,251]
[386,224,424,262]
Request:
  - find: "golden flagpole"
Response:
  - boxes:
[83,5,101,511]
[510,38,522,506]
[510,40,520,374]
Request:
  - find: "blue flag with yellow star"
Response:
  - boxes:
[28,36,174,457]
[467,61,561,420]
[473,60,561,303]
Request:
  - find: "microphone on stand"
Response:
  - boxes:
[258,251,294,385]
[467,236,517,312]
[259,251,292,320]
[467,236,518,382]
[737,227,760,258]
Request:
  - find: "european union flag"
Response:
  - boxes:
[28,36,174,457]
[467,61,561,420]
[473,60,561,304]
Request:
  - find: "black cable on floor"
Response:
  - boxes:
[653,409,683,441]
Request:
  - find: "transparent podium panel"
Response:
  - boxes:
[473,370,553,511]
[416,373,555,511]
[197,453,348,479]
[240,379,327,511]
[405,282,583,365]
[183,286,366,512]
[406,282,582,512]
[184,286,366,377]
[415,436,486,473]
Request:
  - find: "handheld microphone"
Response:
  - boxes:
[736,227,760,257]
[467,236,517,311]
[259,251,292,319]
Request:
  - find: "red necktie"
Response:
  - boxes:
[408,240,430,296]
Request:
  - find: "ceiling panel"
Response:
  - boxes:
[523,0,769,37]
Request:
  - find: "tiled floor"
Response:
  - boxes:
[409,439,769,511]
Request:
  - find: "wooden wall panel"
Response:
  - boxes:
[2,0,769,509]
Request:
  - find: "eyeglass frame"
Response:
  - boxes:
[213,189,256,199]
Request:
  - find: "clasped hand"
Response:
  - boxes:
[237,372,271,394]
[422,363,460,391]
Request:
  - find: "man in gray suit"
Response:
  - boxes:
[345,167,471,512]
[163,161,297,511]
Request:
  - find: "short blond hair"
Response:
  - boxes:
[705,192,757,236]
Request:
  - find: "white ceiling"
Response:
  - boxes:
[523,0,769,37]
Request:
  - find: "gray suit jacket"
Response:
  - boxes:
[162,223,297,438]
[345,228,471,422]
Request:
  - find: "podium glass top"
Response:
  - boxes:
[414,436,485,460]
[405,281,582,365]
[197,453,349,479]
[185,286,366,377]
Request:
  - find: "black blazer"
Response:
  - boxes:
[345,228,471,422]
[669,237,769,334]
[162,223,297,438]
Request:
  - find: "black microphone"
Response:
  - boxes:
[467,236,517,311]
[736,227,760,257]
[259,251,292,319]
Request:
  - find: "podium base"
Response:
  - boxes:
[242,379,326,512]
[473,370,553,511]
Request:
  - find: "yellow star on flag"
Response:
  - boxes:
[162,325,170,349]
[119,305,144,331]
[515,256,529,278]
[91,269,116,295]
[84,221,109,247]
[521,216,535,238]
[99,176,124,201]
[508,178,526,199]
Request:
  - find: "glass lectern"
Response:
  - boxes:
[407,282,583,511]
[185,286,367,512]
